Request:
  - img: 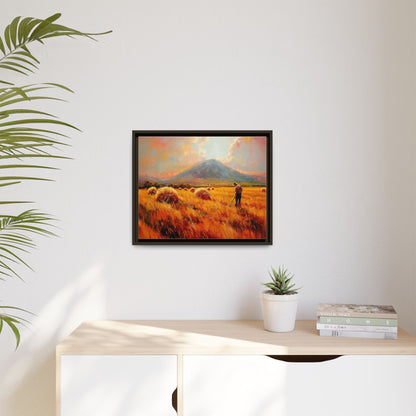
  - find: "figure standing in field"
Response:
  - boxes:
[233,182,242,207]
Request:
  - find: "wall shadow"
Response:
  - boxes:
[0,263,106,416]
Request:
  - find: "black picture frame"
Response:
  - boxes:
[132,130,273,245]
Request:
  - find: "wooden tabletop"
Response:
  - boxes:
[56,320,416,356]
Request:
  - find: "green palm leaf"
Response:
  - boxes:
[0,305,33,348]
[0,84,76,177]
[0,210,56,279]
[0,13,110,348]
[0,14,111,82]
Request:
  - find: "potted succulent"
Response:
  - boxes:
[261,266,300,332]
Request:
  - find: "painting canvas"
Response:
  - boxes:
[132,131,272,244]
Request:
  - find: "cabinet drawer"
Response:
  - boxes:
[183,355,416,416]
[61,355,177,416]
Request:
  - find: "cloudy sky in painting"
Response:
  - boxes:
[138,136,267,178]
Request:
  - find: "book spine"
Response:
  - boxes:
[318,316,398,327]
[317,311,397,319]
[316,323,398,333]
[319,330,398,339]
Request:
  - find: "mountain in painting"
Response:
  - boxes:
[138,173,163,185]
[167,159,265,185]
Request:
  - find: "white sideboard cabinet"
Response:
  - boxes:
[56,320,416,416]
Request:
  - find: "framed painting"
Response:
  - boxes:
[132,130,272,245]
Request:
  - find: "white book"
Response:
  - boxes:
[319,329,397,339]
[316,323,398,333]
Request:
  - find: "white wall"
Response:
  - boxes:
[0,1,415,415]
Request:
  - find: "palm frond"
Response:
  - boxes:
[0,14,110,349]
[0,83,75,182]
[0,305,33,349]
[0,210,55,280]
[0,14,111,82]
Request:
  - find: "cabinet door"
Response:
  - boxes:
[183,355,416,416]
[285,355,416,416]
[61,355,177,416]
[183,355,287,416]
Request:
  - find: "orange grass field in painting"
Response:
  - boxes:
[138,187,267,240]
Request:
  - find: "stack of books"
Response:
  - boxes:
[317,303,398,339]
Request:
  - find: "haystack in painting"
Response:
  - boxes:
[156,187,179,204]
[195,188,211,200]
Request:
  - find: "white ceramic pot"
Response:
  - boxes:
[261,291,299,332]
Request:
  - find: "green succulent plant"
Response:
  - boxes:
[263,266,300,295]
[0,13,110,348]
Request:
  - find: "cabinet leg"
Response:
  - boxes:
[177,354,183,415]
